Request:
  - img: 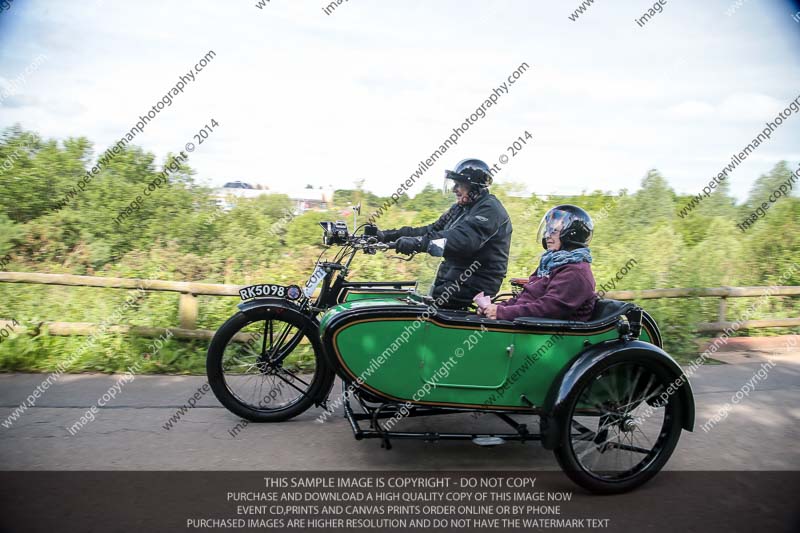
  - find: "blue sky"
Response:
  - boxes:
[1,0,799,201]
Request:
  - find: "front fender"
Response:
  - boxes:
[237,297,305,317]
[540,339,695,450]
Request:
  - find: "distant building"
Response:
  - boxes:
[280,186,334,213]
[212,181,266,210]
[212,181,334,213]
[223,181,255,190]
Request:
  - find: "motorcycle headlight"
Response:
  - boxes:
[319,221,350,246]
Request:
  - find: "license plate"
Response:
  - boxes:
[303,265,327,297]
[238,284,302,301]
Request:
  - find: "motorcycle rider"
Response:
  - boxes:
[376,158,512,309]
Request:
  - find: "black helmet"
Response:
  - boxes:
[444,158,493,188]
[536,205,594,251]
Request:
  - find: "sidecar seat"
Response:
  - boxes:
[510,299,636,332]
[433,299,636,334]
[588,298,635,322]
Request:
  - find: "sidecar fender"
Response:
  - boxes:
[540,339,695,450]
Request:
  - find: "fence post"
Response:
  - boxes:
[718,296,728,324]
[179,293,198,330]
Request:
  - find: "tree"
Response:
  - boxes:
[743,162,797,210]
[627,170,676,226]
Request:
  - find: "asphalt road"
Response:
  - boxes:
[1,341,798,472]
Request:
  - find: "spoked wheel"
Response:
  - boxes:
[554,356,684,494]
[207,308,334,422]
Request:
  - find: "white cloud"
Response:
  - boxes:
[659,92,795,123]
[719,92,786,121]
[663,100,716,119]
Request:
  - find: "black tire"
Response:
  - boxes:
[553,355,684,494]
[207,307,334,422]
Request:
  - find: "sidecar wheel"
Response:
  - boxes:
[553,356,684,494]
[207,310,333,422]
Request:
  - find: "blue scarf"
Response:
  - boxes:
[537,248,592,277]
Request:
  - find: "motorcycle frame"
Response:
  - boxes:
[341,381,545,450]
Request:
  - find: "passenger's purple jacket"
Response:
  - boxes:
[496,262,597,322]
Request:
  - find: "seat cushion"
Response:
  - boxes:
[590,299,634,322]
[512,299,635,330]
[434,299,635,333]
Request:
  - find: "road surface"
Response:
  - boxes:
[1,338,798,471]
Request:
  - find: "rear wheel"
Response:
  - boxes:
[207,308,333,422]
[553,356,684,494]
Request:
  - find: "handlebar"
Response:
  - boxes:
[348,237,413,259]
[348,237,396,251]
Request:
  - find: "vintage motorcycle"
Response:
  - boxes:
[207,212,695,494]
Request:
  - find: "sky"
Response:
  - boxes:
[1,0,799,201]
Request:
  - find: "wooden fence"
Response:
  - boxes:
[0,272,798,340]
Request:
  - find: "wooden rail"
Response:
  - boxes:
[0,272,798,336]
[0,271,244,334]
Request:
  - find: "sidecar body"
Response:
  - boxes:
[319,294,695,494]
[320,296,679,416]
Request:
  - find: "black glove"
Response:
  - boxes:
[395,236,427,255]
[377,229,403,243]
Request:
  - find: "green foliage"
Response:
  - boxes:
[0,126,798,371]
[0,213,22,255]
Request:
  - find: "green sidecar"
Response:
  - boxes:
[207,219,695,494]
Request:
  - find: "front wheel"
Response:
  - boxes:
[553,356,684,494]
[207,308,334,422]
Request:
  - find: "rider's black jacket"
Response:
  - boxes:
[382,189,512,308]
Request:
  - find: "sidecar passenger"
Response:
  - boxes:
[474,205,596,322]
